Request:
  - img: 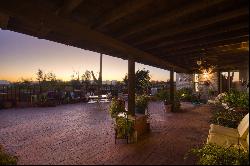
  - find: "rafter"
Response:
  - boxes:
[118,0,227,39]
[133,7,249,46]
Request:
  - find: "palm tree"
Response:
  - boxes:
[91,53,102,95]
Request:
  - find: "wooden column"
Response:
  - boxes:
[99,53,103,95]
[228,71,230,92]
[218,71,222,94]
[170,68,174,111]
[128,58,135,116]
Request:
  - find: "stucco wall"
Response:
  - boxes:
[176,72,219,101]
[176,73,194,90]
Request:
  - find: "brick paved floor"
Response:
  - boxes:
[0,102,212,165]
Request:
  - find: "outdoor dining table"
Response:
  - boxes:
[88,95,110,111]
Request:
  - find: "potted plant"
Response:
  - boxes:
[135,95,149,114]
[109,97,126,118]
[109,97,134,142]
[156,89,172,112]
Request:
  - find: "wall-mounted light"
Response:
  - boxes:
[197,60,202,66]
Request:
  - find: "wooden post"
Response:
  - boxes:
[218,71,222,94]
[170,68,174,111]
[228,71,230,92]
[128,58,135,116]
[99,53,103,95]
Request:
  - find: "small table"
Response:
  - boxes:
[88,95,110,110]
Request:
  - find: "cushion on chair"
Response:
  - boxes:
[207,133,238,147]
[237,113,249,139]
[209,124,239,138]
[247,132,249,151]
[207,133,248,151]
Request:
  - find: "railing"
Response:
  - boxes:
[0,84,127,104]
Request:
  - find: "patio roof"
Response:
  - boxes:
[0,0,249,73]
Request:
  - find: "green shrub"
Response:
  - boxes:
[210,106,246,128]
[155,89,170,104]
[177,87,193,102]
[185,143,249,165]
[224,90,249,110]
[109,97,126,118]
[0,146,17,165]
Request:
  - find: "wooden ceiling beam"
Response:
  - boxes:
[144,22,248,51]
[0,12,9,29]
[91,0,152,29]
[118,0,227,39]
[133,7,249,46]
[0,1,187,73]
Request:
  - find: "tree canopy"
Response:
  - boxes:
[123,68,151,94]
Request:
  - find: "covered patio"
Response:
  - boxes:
[0,0,249,165]
[0,0,248,115]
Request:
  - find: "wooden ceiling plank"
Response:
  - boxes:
[162,29,249,51]
[92,0,152,29]
[156,37,248,59]
[56,0,83,17]
[133,7,249,46]
[167,43,248,57]
[144,22,248,51]
[119,0,227,39]
[161,35,249,54]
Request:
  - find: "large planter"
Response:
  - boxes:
[135,107,146,114]
[16,101,32,108]
[3,101,13,109]
[164,104,172,112]
[234,107,248,114]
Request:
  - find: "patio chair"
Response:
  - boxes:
[207,113,249,151]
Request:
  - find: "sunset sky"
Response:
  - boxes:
[0,29,172,82]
